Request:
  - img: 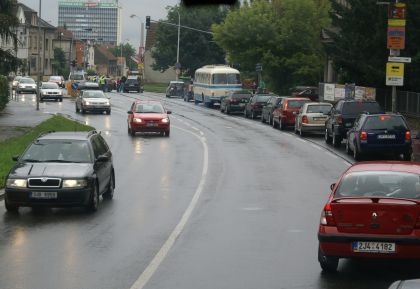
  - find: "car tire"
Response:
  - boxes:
[106,110,111,115]
[5,196,18,213]
[103,173,115,200]
[87,181,99,212]
[403,151,411,161]
[81,108,85,114]
[226,107,230,115]
[318,246,338,273]
[272,117,278,129]
[165,130,170,137]
[299,127,304,137]
[279,118,285,130]
[59,98,63,102]
[76,106,79,113]
[332,130,341,147]
[345,140,352,155]
[353,145,362,161]
[325,128,332,144]
[251,110,256,119]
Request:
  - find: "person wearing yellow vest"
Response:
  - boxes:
[99,75,106,91]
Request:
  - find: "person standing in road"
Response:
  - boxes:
[119,75,127,92]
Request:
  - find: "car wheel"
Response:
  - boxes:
[353,145,362,161]
[345,140,352,155]
[272,117,278,129]
[332,130,341,147]
[403,151,411,161]
[75,106,79,113]
[106,110,111,115]
[165,130,170,137]
[87,181,99,212]
[325,128,332,144]
[299,126,304,137]
[226,106,230,115]
[81,108,85,114]
[318,246,338,273]
[279,118,285,130]
[4,196,18,213]
[103,173,115,200]
[59,98,63,102]
[268,115,272,125]
[251,110,256,119]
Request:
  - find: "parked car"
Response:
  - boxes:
[220,90,252,114]
[4,130,115,212]
[16,77,37,94]
[12,75,23,90]
[75,90,111,115]
[294,102,332,136]
[345,113,412,161]
[127,100,171,137]
[272,97,310,130]
[48,75,65,88]
[388,279,420,289]
[39,82,63,102]
[261,95,285,125]
[325,99,383,147]
[124,76,143,93]
[318,161,420,272]
[244,94,272,119]
[166,81,185,98]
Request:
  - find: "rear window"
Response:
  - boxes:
[306,104,331,114]
[363,115,408,130]
[232,93,251,101]
[335,171,420,199]
[342,102,382,114]
[255,95,271,102]
[288,100,308,108]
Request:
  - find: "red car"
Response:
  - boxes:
[127,100,171,137]
[271,97,310,130]
[318,161,420,272]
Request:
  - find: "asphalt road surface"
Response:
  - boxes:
[1,91,420,289]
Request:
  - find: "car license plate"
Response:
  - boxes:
[352,241,395,253]
[146,122,157,127]
[313,117,326,121]
[30,191,57,199]
[378,134,396,139]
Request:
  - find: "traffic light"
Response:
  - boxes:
[71,60,76,67]
[146,16,151,29]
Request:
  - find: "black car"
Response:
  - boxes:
[346,113,412,161]
[124,77,143,93]
[166,81,185,98]
[220,90,252,114]
[244,94,272,119]
[261,95,285,125]
[325,99,383,147]
[4,131,115,212]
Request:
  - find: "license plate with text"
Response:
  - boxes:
[378,135,396,139]
[30,191,58,199]
[352,241,395,253]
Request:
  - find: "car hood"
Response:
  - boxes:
[41,89,61,93]
[134,113,167,120]
[9,162,93,178]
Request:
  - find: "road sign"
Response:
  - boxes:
[386,62,404,86]
[387,26,405,49]
[388,3,406,20]
[175,62,181,69]
[388,56,411,63]
[388,19,406,26]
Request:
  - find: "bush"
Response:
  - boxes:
[0,75,9,111]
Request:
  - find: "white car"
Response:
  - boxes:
[294,102,332,136]
[39,82,63,102]
[12,76,23,90]
[16,77,37,94]
[75,90,111,114]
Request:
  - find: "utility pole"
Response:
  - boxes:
[176,10,180,81]
[36,0,42,111]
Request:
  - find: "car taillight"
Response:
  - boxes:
[302,116,308,124]
[335,115,342,124]
[320,203,336,226]
[406,131,411,141]
[360,131,367,141]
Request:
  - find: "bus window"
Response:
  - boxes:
[227,73,240,84]
[213,74,227,84]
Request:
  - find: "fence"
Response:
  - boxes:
[376,88,420,118]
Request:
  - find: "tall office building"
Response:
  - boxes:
[58,0,122,45]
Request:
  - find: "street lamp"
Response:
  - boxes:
[176,9,180,81]
[130,14,145,80]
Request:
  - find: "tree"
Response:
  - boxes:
[151,5,227,76]
[0,0,19,75]
[108,43,137,70]
[213,0,330,93]
[52,48,69,77]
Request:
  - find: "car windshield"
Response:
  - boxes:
[83,91,105,98]
[71,74,85,80]
[21,140,91,163]
[342,102,382,114]
[335,171,420,199]
[170,83,184,88]
[126,79,138,83]
[306,104,331,114]
[232,93,251,101]
[42,83,59,89]
[49,76,61,81]
[363,115,407,130]
[288,100,308,108]
[136,104,164,113]
[255,95,271,102]
[19,78,35,84]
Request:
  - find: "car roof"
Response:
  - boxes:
[346,161,420,175]
[37,131,96,141]
[284,97,310,101]
[134,100,163,105]
[169,81,184,84]
[306,102,332,106]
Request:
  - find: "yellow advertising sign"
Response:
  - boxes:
[388,19,406,26]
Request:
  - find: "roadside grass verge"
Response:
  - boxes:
[0,115,94,189]
[144,82,167,93]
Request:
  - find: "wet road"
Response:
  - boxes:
[1,91,420,289]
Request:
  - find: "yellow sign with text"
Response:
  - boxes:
[386,62,404,77]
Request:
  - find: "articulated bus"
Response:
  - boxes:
[193,65,242,107]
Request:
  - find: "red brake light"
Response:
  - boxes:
[302,115,308,124]
[335,115,342,124]
[406,131,411,141]
[360,131,367,141]
[284,102,288,110]
[320,203,336,226]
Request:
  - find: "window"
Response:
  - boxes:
[212,74,227,85]
[342,102,382,114]
[288,100,308,109]
[363,116,407,130]
[306,105,332,114]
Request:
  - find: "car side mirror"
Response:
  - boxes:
[166,110,172,114]
[12,155,19,161]
[96,155,109,162]
[127,111,133,114]
[330,183,336,191]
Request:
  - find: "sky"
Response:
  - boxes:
[19,0,179,48]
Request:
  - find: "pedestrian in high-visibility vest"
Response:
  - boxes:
[99,75,106,91]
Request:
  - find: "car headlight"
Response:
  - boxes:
[161,118,169,123]
[83,101,90,105]
[133,118,142,123]
[62,179,87,188]
[6,179,27,188]
[42,92,48,95]
[104,100,110,105]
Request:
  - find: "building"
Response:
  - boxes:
[94,45,117,76]
[58,0,122,45]
[52,27,75,70]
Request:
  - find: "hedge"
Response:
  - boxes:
[0,75,9,111]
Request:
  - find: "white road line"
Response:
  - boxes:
[129,124,209,289]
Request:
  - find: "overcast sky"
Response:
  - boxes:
[19,0,179,48]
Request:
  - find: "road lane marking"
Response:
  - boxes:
[129,124,209,289]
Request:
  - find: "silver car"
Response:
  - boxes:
[75,90,111,114]
[294,102,332,136]
[16,77,37,94]
[39,82,63,102]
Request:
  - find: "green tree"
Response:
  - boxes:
[52,48,69,77]
[0,0,20,75]
[152,5,227,76]
[108,43,136,70]
[213,0,330,93]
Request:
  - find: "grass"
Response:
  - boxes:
[0,115,94,189]
[143,82,167,93]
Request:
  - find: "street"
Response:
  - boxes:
[1,91,420,289]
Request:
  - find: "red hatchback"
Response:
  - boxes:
[318,161,420,272]
[272,97,310,130]
[127,101,171,137]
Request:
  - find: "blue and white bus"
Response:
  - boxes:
[193,65,242,107]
